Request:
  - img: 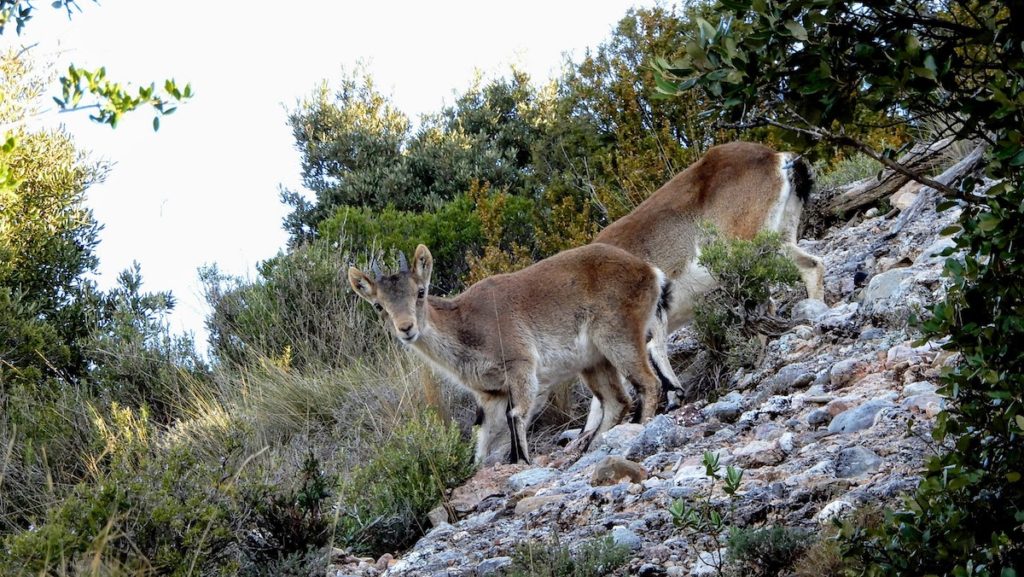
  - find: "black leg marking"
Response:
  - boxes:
[505,400,530,464]
[650,351,682,411]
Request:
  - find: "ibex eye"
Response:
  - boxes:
[417,288,425,299]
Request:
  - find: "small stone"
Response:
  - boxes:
[817,499,855,523]
[863,268,915,305]
[767,363,817,392]
[903,393,946,416]
[691,549,727,576]
[702,398,743,423]
[835,446,882,478]
[638,563,667,577]
[626,414,687,460]
[792,298,830,322]
[507,468,559,492]
[914,236,957,267]
[864,207,880,218]
[858,327,886,340]
[612,525,643,551]
[903,380,938,397]
[596,423,645,454]
[828,400,894,434]
[514,494,564,516]
[891,189,919,211]
[476,556,512,575]
[592,455,649,486]
[824,397,856,416]
[733,439,784,468]
[806,408,831,427]
[779,432,795,453]
[427,505,449,527]
[830,357,870,389]
[376,553,394,571]
[754,422,782,441]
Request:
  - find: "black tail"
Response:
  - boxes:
[656,276,673,322]
[788,154,814,204]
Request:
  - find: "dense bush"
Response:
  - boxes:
[317,194,482,293]
[1,442,238,576]
[335,412,475,557]
[506,534,630,577]
[689,231,800,393]
[725,526,812,577]
[202,239,386,370]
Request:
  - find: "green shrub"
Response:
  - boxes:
[506,534,630,577]
[239,451,334,576]
[690,230,800,393]
[335,411,475,557]
[813,153,882,191]
[726,526,812,577]
[202,239,386,370]
[1,444,238,576]
[317,194,482,293]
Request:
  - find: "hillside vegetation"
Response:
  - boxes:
[2,1,1021,576]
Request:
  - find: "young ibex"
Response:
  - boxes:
[348,243,678,465]
[592,141,826,406]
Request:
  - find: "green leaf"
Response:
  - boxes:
[784,20,807,41]
[978,213,1001,232]
[697,17,717,43]
[1015,414,1024,431]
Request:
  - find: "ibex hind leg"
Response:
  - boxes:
[475,394,510,465]
[600,337,661,423]
[645,305,685,410]
[786,242,826,301]
[570,362,631,453]
[502,368,539,465]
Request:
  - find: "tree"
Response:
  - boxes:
[1,1,190,129]
[0,49,104,382]
[281,69,412,244]
[654,1,1023,574]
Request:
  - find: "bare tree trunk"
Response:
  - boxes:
[824,137,954,216]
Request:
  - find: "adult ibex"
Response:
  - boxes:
[348,243,679,465]
[592,141,826,405]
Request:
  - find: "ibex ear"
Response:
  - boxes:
[413,244,433,287]
[348,267,377,302]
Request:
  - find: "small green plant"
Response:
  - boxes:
[813,153,882,191]
[334,411,475,557]
[240,450,335,574]
[670,451,744,577]
[506,533,630,577]
[726,526,812,577]
[689,229,801,395]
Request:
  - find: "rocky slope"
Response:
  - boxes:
[333,185,962,577]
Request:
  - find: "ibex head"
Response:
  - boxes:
[349,244,434,343]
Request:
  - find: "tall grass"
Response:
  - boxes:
[0,237,479,574]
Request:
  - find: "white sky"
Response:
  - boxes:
[16,0,655,350]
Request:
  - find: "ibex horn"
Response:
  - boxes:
[370,259,383,279]
[398,251,409,273]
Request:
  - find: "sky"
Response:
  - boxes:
[17,0,656,350]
